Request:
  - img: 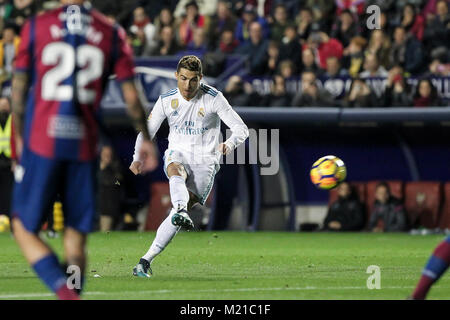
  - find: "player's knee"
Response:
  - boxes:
[167,162,187,180]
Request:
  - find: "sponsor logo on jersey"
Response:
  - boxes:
[47,115,85,139]
[171,99,179,109]
[198,107,205,117]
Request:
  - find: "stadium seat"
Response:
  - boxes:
[439,182,450,230]
[145,182,172,231]
[365,180,404,227]
[404,182,442,229]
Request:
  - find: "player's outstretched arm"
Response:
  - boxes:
[121,80,158,173]
[215,92,249,155]
[11,72,29,159]
[129,94,166,175]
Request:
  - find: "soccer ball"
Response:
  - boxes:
[310,155,347,190]
[0,215,10,232]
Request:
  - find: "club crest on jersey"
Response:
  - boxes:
[148,112,152,120]
[198,107,205,118]
[171,99,179,109]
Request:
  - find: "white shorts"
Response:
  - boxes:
[163,149,220,205]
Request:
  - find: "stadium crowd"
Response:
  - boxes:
[0,0,449,107]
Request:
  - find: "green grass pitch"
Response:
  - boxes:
[0,231,449,300]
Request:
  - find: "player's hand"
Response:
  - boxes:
[218,143,231,155]
[139,140,159,173]
[129,161,143,175]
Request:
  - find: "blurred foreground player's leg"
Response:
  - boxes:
[10,0,157,299]
[411,236,450,299]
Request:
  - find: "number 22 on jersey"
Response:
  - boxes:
[41,42,104,104]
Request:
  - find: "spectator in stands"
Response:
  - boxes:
[344,77,379,107]
[216,29,239,54]
[151,25,181,56]
[9,0,37,27]
[301,47,321,74]
[304,27,344,71]
[182,27,208,57]
[278,59,296,79]
[0,23,20,85]
[322,182,365,231]
[423,0,450,52]
[98,146,123,232]
[369,182,408,232]
[224,75,261,107]
[330,9,360,48]
[153,7,176,42]
[413,78,444,107]
[365,0,396,13]
[323,56,348,78]
[398,3,425,41]
[296,7,314,45]
[236,21,269,75]
[129,7,158,57]
[360,53,388,78]
[366,29,391,70]
[335,0,366,17]
[426,58,450,77]
[174,0,217,18]
[269,4,293,42]
[291,71,336,107]
[176,0,206,47]
[279,25,302,69]
[383,66,413,107]
[260,74,292,107]
[304,0,335,30]
[207,0,237,50]
[234,4,269,45]
[264,40,281,76]
[389,26,424,75]
[342,36,367,78]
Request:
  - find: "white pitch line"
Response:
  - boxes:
[0,286,417,299]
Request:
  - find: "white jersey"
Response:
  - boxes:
[133,83,249,165]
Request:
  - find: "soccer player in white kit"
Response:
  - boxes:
[131,56,249,277]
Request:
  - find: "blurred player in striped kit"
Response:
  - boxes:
[411,236,450,299]
[11,0,157,299]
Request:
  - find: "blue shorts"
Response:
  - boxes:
[12,148,97,234]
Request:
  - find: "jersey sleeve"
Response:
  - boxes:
[14,19,32,73]
[214,92,249,151]
[113,25,135,82]
[132,97,166,162]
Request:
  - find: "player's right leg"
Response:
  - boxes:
[411,235,450,299]
[11,150,79,300]
[133,157,195,278]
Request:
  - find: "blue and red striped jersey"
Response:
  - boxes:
[14,3,135,161]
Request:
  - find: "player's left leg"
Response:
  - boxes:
[411,235,450,299]
[11,150,80,300]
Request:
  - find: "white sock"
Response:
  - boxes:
[142,208,180,263]
[169,175,189,210]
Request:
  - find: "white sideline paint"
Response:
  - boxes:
[0,286,417,299]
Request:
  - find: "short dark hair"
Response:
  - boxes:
[177,55,203,75]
